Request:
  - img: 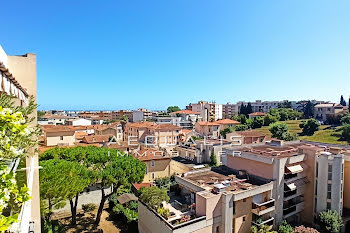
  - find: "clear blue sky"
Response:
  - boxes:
[2,0,350,110]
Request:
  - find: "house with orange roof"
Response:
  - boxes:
[248,112,266,119]
[125,122,182,148]
[81,135,112,146]
[194,121,221,138]
[132,148,172,182]
[94,122,123,142]
[215,119,240,129]
[41,125,76,146]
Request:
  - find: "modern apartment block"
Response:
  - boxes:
[1,45,41,232]
[138,166,274,233]
[223,140,350,230]
[236,100,283,113]
[187,101,223,121]
[222,103,239,119]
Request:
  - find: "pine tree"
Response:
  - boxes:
[340,95,346,106]
[246,103,253,115]
[239,103,246,115]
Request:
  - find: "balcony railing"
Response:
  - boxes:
[252,216,274,226]
[252,199,275,216]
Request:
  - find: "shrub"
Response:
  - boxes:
[251,117,264,129]
[318,210,343,233]
[269,122,297,141]
[157,207,170,219]
[278,220,293,233]
[341,114,350,125]
[234,124,249,131]
[82,203,97,212]
[140,186,169,209]
[210,151,218,167]
[342,124,350,142]
[264,114,278,126]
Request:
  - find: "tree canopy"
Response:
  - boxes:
[269,122,297,141]
[167,106,181,113]
[140,186,169,209]
[39,146,146,225]
[299,119,320,136]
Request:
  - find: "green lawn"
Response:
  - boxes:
[253,120,349,146]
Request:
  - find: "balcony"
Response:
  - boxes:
[283,202,305,219]
[252,216,274,227]
[252,199,275,216]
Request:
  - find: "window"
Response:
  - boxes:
[151,160,155,167]
[328,164,332,180]
[316,162,318,177]
[243,198,247,202]
[145,166,148,174]
[315,182,318,195]
[152,173,155,179]
[327,184,332,199]
[314,198,317,213]
[60,136,64,140]
[327,201,331,210]
[243,216,246,222]
[216,226,220,233]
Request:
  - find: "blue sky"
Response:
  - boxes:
[2,0,350,110]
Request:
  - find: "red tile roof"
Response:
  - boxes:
[81,135,111,144]
[248,112,266,116]
[132,183,152,191]
[148,124,182,131]
[215,119,240,125]
[197,121,220,126]
[41,125,76,133]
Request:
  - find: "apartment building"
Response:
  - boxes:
[1,45,41,232]
[314,103,345,122]
[112,110,133,121]
[125,122,182,147]
[138,166,274,233]
[223,103,239,119]
[223,140,350,229]
[226,131,268,144]
[237,100,282,113]
[187,101,223,121]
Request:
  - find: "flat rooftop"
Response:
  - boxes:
[182,166,271,193]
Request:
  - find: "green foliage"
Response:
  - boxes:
[234,124,249,131]
[263,114,278,126]
[233,114,247,124]
[37,110,46,119]
[154,176,176,190]
[251,117,264,129]
[268,108,302,121]
[318,210,343,233]
[140,186,169,209]
[278,220,293,233]
[251,224,277,233]
[269,122,297,141]
[340,95,347,106]
[303,101,315,119]
[278,101,292,109]
[40,159,92,222]
[82,203,97,212]
[300,119,320,136]
[167,106,181,113]
[157,207,170,219]
[220,127,234,138]
[40,146,146,225]
[112,203,138,222]
[340,114,350,125]
[42,219,65,233]
[341,124,350,142]
[121,115,128,122]
[210,151,218,166]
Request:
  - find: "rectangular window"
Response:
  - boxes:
[60,136,64,140]
[327,184,332,199]
[316,162,318,177]
[152,173,155,179]
[327,202,331,210]
[151,160,155,167]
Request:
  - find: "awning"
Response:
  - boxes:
[286,183,297,191]
[117,193,138,205]
[286,164,303,174]
[286,177,309,191]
